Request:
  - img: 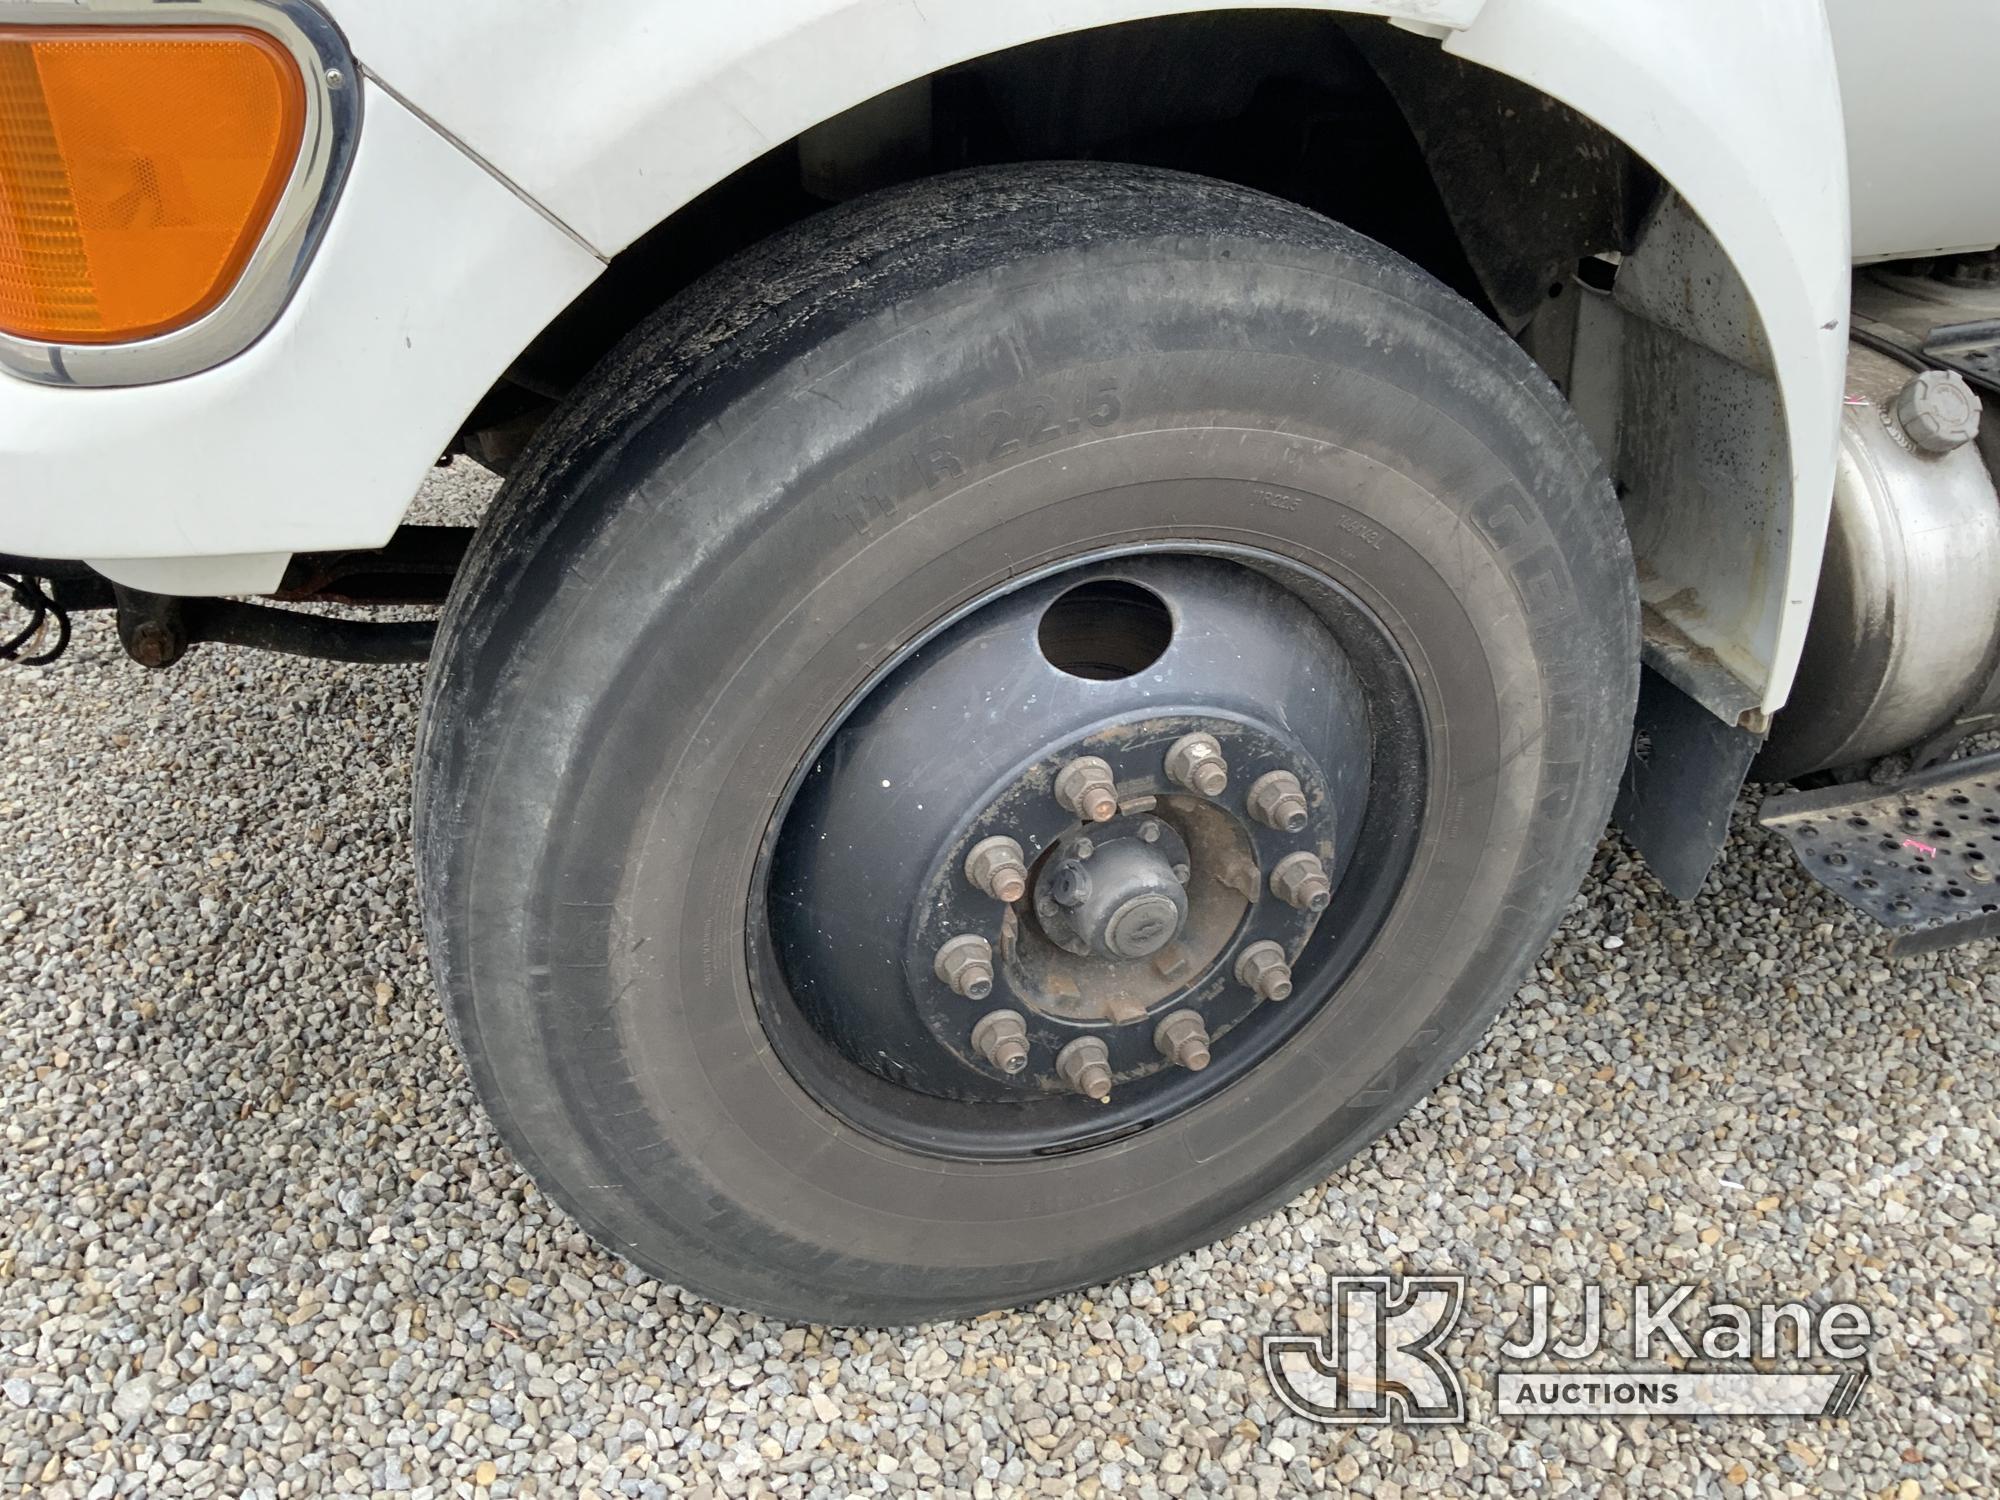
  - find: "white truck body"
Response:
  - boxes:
[0,0,1994,713]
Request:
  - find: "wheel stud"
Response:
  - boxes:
[1055,756,1119,822]
[1154,1009,1211,1071]
[1270,850,1332,912]
[971,1010,1032,1074]
[1165,733,1228,797]
[1247,770,1310,833]
[934,934,996,999]
[1234,941,1293,1001]
[964,836,1030,903]
[1056,1036,1114,1101]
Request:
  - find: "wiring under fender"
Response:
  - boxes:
[1,573,71,666]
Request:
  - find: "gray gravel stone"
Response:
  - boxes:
[1,461,1996,1497]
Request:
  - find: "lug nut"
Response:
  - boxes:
[965,836,1030,903]
[934,934,995,1000]
[1056,1036,1114,1101]
[971,1010,1032,1075]
[1234,941,1294,1001]
[1247,770,1310,833]
[1154,1009,1212,1071]
[1055,756,1120,822]
[1270,850,1332,912]
[1165,733,1228,797]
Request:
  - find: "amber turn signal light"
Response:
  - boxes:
[0,26,307,347]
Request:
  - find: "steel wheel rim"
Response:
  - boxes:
[745,538,1430,1160]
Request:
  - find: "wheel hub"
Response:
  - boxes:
[767,555,1376,1131]
[1034,815,1190,960]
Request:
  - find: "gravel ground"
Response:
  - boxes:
[2,462,1996,1500]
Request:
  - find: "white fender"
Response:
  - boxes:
[333,0,1857,714]
[1,0,1848,722]
[1446,0,1847,714]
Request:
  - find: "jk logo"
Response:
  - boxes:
[1263,1275,1467,1424]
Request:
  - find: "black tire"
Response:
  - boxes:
[415,163,1636,1324]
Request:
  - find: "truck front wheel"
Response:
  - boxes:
[414,164,1637,1323]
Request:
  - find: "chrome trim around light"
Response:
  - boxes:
[0,0,360,387]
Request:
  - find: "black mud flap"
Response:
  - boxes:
[1614,668,1764,899]
[1759,751,2000,955]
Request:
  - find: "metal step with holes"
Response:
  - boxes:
[1759,751,2000,955]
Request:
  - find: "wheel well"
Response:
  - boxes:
[453,11,1656,471]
